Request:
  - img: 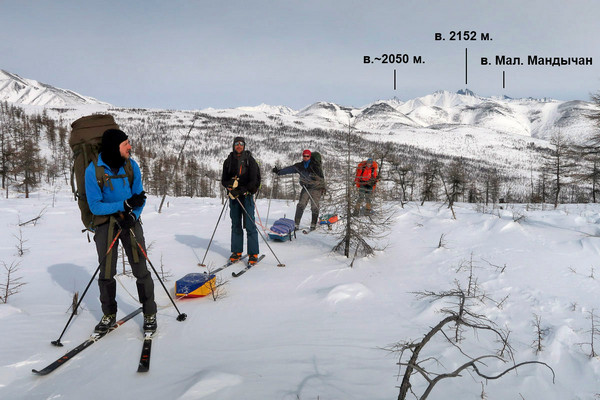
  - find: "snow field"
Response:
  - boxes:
[0,192,600,398]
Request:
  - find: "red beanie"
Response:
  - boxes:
[303,149,311,157]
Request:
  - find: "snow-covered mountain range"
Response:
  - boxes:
[288,91,595,142]
[1,68,595,143]
[1,68,598,196]
[0,69,110,107]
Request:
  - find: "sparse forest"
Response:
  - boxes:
[1,97,600,209]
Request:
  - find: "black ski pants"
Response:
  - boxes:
[94,220,157,316]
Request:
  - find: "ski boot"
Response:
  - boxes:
[143,314,157,333]
[94,314,116,333]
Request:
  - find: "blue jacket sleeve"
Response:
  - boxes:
[129,159,145,220]
[85,163,126,216]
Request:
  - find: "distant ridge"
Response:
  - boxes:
[0,69,595,143]
[0,69,110,107]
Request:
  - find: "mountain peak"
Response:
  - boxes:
[456,88,476,96]
[0,69,110,107]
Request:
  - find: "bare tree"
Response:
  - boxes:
[12,120,44,198]
[390,158,416,207]
[158,254,173,282]
[420,161,440,205]
[387,284,555,400]
[13,227,28,257]
[456,253,479,297]
[578,308,600,358]
[207,274,228,302]
[332,119,395,260]
[0,260,26,303]
[18,206,47,227]
[542,131,576,208]
[586,90,600,131]
[531,314,549,354]
[573,98,600,201]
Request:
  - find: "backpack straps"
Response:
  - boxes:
[94,159,135,191]
[105,215,116,277]
[95,159,140,264]
[104,215,141,273]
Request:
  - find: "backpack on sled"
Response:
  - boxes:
[268,218,296,242]
[318,213,339,230]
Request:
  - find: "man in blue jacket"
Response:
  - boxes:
[273,149,325,231]
[85,129,157,333]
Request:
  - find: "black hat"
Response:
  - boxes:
[101,129,128,169]
[232,136,245,151]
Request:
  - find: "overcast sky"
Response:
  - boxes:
[2,0,599,110]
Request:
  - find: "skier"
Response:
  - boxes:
[354,157,378,215]
[221,137,261,265]
[85,129,157,333]
[272,149,325,231]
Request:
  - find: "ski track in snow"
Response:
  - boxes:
[177,371,244,399]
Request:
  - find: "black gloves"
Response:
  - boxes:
[272,167,280,174]
[115,211,136,231]
[124,191,146,211]
[229,186,246,199]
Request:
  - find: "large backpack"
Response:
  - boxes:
[355,160,379,188]
[311,151,323,168]
[70,114,133,230]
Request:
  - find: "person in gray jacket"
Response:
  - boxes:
[272,149,325,230]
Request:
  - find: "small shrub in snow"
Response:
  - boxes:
[0,260,26,303]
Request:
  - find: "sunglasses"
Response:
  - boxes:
[234,141,245,146]
[303,155,310,158]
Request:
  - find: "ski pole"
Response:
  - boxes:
[299,183,325,226]
[126,226,187,322]
[51,229,122,347]
[235,196,285,267]
[253,201,268,233]
[300,183,319,207]
[265,174,276,228]
[158,114,198,214]
[198,200,228,267]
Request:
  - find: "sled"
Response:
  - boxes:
[268,218,296,242]
[318,213,339,230]
[175,273,216,297]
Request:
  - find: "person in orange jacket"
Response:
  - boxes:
[354,158,378,215]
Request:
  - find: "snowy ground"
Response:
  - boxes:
[1,190,600,399]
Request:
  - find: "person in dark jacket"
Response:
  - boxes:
[85,128,157,333]
[221,137,261,265]
[272,149,325,230]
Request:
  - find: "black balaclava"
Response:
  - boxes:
[101,129,128,169]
